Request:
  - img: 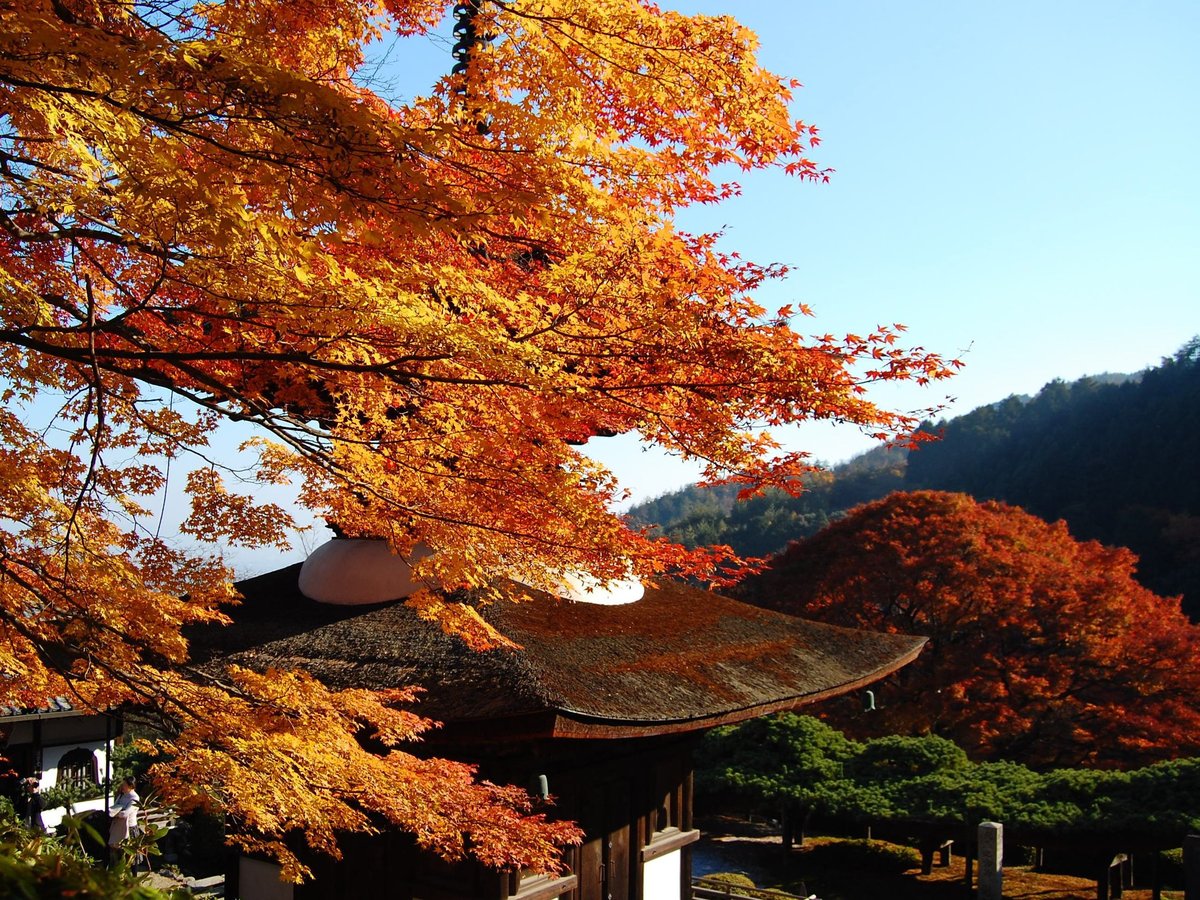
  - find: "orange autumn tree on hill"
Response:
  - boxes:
[1,0,956,879]
[736,491,1200,769]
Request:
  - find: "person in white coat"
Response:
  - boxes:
[107,776,140,852]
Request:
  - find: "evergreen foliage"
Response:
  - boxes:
[40,782,103,813]
[906,338,1200,616]
[799,839,921,874]
[697,715,1200,848]
[627,447,905,557]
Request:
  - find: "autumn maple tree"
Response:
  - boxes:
[736,491,1200,769]
[0,0,957,879]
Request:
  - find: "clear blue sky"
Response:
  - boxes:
[583,0,1200,504]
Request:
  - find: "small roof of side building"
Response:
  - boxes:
[194,561,925,741]
[0,698,78,722]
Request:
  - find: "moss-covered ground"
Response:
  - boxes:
[696,816,1184,900]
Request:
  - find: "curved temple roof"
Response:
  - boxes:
[196,561,925,740]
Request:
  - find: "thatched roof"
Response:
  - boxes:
[192,562,924,739]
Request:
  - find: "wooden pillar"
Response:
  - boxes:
[31,719,43,774]
[1115,854,1130,898]
[682,768,693,832]
[104,715,112,812]
[920,840,935,876]
[680,765,695,900]
[1099,853,1131,900]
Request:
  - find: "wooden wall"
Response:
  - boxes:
[233,733,702,900]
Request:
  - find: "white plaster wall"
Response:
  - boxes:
[39,796,106,833]
[643,848,682,900]
[34,741,110,832]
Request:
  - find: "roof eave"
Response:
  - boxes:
[433,635,928,741]
[547,633,928,738]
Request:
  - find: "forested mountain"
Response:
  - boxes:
[628,338,1200,615]
[626,444,907,557]
[907,339,1200,615]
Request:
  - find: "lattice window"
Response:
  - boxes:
[55,748,98,791]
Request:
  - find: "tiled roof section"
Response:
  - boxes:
[193,563,924,737]
[0,698,76,719]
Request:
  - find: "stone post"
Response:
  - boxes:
[1185,834,1200,900]
[977,821,1003,900]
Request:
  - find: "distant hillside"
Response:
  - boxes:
[627,337,1200,616]
[626,443,907,557]
[906,339,1199,616]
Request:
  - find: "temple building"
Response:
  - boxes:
[0,700,118,832]
[198,538,924,900]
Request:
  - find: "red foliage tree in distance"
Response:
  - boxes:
[736,490,1200,769]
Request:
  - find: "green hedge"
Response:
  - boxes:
[698,715,1200,847]
[800,839,920,874]
[699,871,757,888]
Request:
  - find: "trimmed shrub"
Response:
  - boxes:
[801,838,921,874]
[1156,848,1184,889]
[698,871,757,888]
[41,782,102,813]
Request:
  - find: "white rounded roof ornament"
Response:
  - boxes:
[298,538,430,605]
[550,569,645,605]
[299,538,644,606]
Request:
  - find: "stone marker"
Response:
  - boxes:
[1185,834,1200,900]
[978,821,1003,900]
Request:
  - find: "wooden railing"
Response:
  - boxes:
[139,806,178,836]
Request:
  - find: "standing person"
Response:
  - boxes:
[16,776,45,832]
[107,776,140,856]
